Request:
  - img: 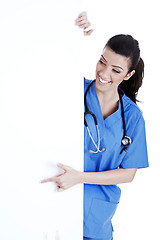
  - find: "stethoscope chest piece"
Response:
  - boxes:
[121,136,132,147]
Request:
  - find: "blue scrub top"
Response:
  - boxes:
[84,78,149,239]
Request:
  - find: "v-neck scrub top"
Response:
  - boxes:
[83,78,149,239]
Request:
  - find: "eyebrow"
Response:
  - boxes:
[101,55,124,71]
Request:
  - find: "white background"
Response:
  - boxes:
[0,0,160,239]
[83,0,160,239]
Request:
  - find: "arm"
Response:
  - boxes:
[80,168,137,185]
[41,163,137,191]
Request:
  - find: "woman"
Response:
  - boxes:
[41,12,149,240]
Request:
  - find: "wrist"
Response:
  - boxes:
[77,171,85,184]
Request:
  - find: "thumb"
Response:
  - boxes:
[84,29,94,36]
[57,163,71,172]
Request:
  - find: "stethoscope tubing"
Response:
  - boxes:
[84,80,132,154]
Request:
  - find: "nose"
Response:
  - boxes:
[99,66,111,80]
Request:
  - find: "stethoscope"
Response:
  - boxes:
[84,80,132,154]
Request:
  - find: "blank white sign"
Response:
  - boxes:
[0,0,84,239]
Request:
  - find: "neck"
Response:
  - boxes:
[95,85,119,103]
[95,86,119,119]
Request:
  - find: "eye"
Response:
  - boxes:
[113,69,120,74]
[99,60,105,65]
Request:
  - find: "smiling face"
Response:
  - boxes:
[95,47,135,94]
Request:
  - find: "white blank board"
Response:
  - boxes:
[0,1,84,239]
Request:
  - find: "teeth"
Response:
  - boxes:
[99,77,111,84]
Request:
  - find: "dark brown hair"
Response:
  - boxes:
[105,34,144,103]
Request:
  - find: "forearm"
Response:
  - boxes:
[79,168,137,185]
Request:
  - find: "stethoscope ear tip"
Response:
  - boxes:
[89,150,94,153]
[89,148,106,154]
[101,148,106,152]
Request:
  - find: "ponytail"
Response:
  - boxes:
[119,58,144,103]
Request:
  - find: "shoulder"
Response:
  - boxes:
[123,94,145,127]
[84,77,92,92]
[84,77,92,85]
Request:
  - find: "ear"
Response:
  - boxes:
[124,70,135,81]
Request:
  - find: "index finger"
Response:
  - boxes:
[40,176,57,184]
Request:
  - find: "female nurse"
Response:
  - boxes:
[41,12,149,240]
